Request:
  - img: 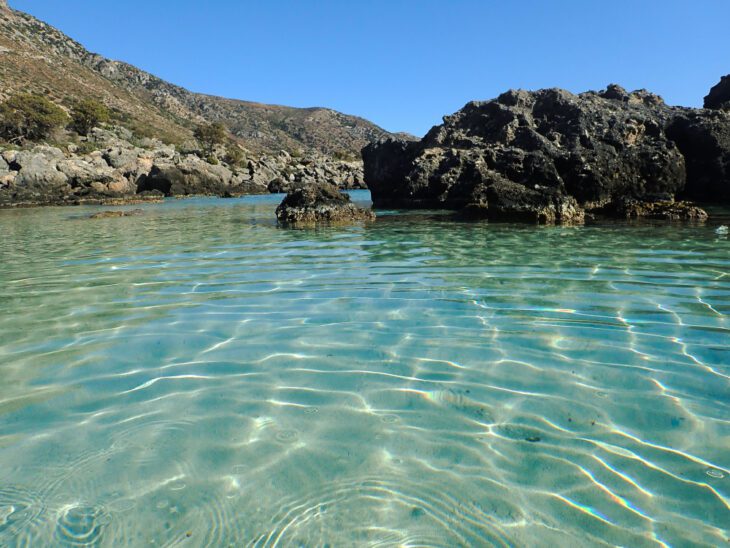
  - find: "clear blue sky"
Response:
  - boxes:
[10,0,730,136]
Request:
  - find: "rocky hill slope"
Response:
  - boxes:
[0,2,394,156]
[364,80,730,222]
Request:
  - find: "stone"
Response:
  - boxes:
[364,86,689,222]
[666,109,730,203]
[704,75,730,111]
[57,157,122,187]
[103,146,141,171]
[13,146,69,190]
[0,172,16,188]
[605,198,708,221]
[89,209,144,219]
[1,150,16,165]
[275,183,375,226]
[138,156,233,196]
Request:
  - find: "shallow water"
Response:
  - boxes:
[0,191,729,547]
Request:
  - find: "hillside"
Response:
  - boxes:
[0,2,395,154]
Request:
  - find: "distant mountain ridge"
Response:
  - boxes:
[0,2,400,154]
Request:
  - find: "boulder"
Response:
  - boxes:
[58,156,125,188]
[12,146,69,190]
[704,75,730,111]
[0,172,16,189]
[364,86,688,222]
[103,146,141,171]
[275,183,375,226]
[666,110,730,203]
[138,156,233,196]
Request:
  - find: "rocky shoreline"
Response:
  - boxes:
[0,127,367,208]
[363,77,730,223]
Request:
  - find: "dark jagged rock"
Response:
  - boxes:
[457,172,584,223]
[603,198,708,221]
[704,75,730,111]
[275,183,375,226]
[364,86,688,223]
[666,109,730,203]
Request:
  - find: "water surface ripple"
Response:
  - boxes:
[0,193,729,546]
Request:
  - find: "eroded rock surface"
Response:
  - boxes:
[364,81,730,221]
[364,86,693,222]
[276,183,375,226]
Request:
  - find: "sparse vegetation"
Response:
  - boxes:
[332,149,359,162]
[0,93,68,143]
[70,98,110,136]
[194,122,227,156]
[224,143,246,166]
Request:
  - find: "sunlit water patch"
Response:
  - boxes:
[0,192,729,546]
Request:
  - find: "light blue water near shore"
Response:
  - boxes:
[0,191,729,547]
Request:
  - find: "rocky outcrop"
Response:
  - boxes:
[704,75,730,111]
[275,183,375,226]
[602,198,708,221]
[0,135,265,206]
[138,157,233,196]
[261,151,366,194]
[364,83,727,221]
[667,109,730,203]
[0,127,368,206]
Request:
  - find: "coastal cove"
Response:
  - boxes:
[1,193,729,545]
[3,1,730,546]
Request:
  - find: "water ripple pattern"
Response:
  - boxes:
[0,193,728,546]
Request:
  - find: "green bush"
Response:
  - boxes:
[224,144,246,166]
[332,149,358,162]
[194,122,227,155]
[0,93,68,142]
[206,155,219,165]
[70,98,110,136]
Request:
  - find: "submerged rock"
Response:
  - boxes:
[88,209,144,219]
[275,183,375,226]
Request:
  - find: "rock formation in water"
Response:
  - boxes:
[364,78,730,222]
[275,183,375,226]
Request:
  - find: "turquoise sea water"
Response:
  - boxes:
[0,191,728,547]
